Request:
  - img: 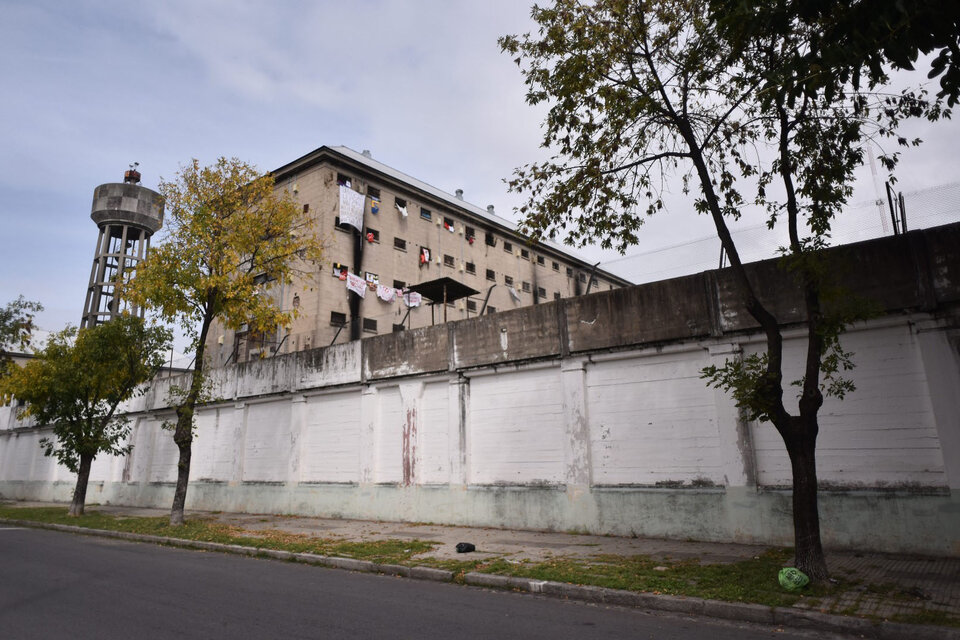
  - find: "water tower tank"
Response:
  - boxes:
[80,166,164,328]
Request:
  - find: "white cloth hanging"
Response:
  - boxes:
[345,272,366,298]
[339,185,365,231]
[377,284,396,302]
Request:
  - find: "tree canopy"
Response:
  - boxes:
[0,296,43,376]
[709,0,960,106]
[1,315,171,515]
[127,156,323,525]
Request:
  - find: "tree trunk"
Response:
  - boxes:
[781,416,829,581]
[169,409,193,526]
[170,304,214,526]
[69,453,93,517]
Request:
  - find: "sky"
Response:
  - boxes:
[2,0,958,345]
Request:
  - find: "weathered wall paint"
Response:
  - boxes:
[3,226,960,555]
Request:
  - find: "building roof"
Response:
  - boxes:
[271,145,633,287]
[406,277,479,304]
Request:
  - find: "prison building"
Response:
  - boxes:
[209,146,632,365]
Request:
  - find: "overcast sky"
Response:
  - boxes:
[2,0,958,342]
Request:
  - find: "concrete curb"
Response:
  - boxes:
[4,518,956,640]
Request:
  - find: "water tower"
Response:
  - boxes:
[80,164,164,328]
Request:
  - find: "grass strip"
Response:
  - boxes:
[0,505,435,564]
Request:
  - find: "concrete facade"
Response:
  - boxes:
[3,225,960,555]
[208,146,631,365]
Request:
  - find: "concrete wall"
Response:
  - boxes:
[3,226,960,555]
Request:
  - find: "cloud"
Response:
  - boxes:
[1,0,957,338]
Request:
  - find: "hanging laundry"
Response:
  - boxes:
[371,198,380,214]
[507,286,521,302]
[404,291,422,308]
[339,185,365,231]
[396,203,408,218]
[419,247,431,265]
[332,262,349,280]
[377,284,396,302]
[345,272,366,298]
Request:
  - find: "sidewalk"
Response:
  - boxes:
[4,501,958,636]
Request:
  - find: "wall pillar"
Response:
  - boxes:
[229,402,247,485]
[288,394,305,485]
[707,343,756,488]
[358,386,378,485]
[561,358,591,489]
[121,417,142,483]
[448,375,468,487]
[915,321,960,488]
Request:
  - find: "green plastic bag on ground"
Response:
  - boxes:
[779,567,810,591]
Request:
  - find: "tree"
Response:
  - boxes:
[0,296,43,377]
[1,315,171,516]
[709,0,960,106]
[500,0,930,580]
[127,157,322,526]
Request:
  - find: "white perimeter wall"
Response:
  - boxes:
[2,316,959,555]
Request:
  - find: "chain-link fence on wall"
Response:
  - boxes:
[606,182,960,285]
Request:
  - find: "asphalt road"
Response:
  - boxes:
[0,526,846,639]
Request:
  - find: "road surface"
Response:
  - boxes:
[0,526,848,639]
